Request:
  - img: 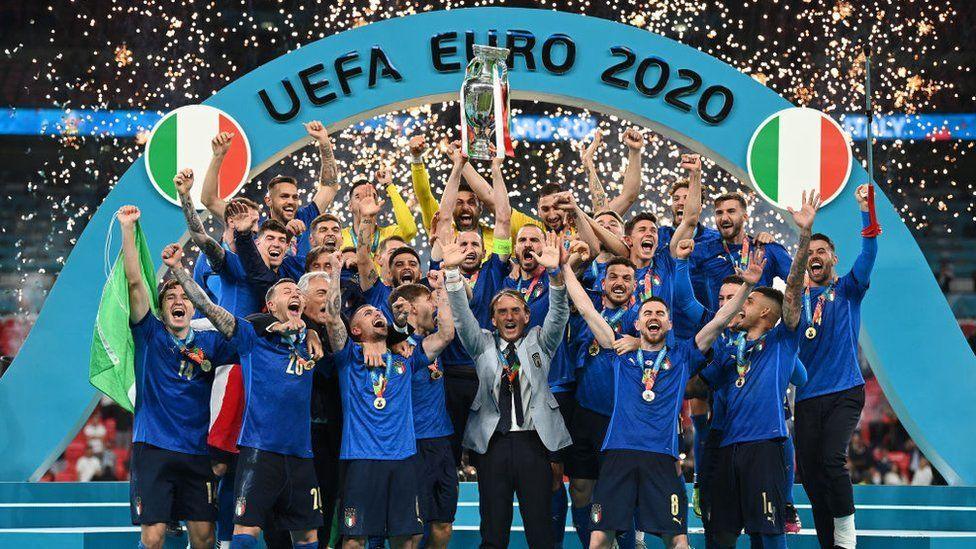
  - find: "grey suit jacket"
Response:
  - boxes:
[447,280,572,454]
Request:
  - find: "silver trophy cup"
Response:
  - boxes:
[461,44,511,160]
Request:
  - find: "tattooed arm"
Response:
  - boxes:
[162,243,237,339]
[174,168,226,272]
[782,191,821,330]
[356,216,380,291]
[322,268,348,352]
[305,121,340,212]
[580,131,610,212]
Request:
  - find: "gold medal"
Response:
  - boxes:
[200,359,212,373]
[430,368,443,380]
[805,327,817,340]
[642,389,655,402]
[735,377,746,388]
[374,397,387,410]
[303,358,316,372]
[588,340,599,356]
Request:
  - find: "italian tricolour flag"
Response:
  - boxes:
[144,105,250,210]
[747,107,852,210]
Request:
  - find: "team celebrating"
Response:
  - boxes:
[117,119,878,549]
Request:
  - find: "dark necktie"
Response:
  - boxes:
[504,343,525,428]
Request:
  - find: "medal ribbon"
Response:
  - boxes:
[602,307,627,333]
[733,331,766,380]
[803,280,837,329]
[350,223,381,253]
[170,329,209,368]
[465,270,480,287]
[637,346,668,394]
[517,267,545,301]
[639,260,656,301]
[369,353,394,400]
[498,339,521,385]
[722,238,750,272]
[283,331,311,372]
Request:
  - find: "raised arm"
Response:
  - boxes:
[459,162,497,211]
[444,256,488,357]
[783,191,821,330]
[304,121,340,213]
[117,206,150,323]
[673,239,707,325]
[356,216,380,291]
[421,271,456,360]
[436,141,467,228]
[669,154,702,256]
[696,247,763,351]
[407,135,439,233]
[162,243,237,338]
[200,132,233,220]
[322,253,348,352]
[852,184,879,285]
[580,131,610,212]
[230,202,278,296]
[491,157,512,259]
[377,168,418,242]
[174,168,226,272]
[563,258,615,347]
[584,209,630,258]
[608,127,644,215]
[534,233,570,354]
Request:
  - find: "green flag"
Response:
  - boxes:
[88,221,158,412]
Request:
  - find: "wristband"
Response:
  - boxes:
[493,237,513,255]
[444,267,462,283]
[547,266,562,276]
[409,154,424,165]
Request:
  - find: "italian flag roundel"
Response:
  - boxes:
[144,105,250,210]
[747,107,852,210]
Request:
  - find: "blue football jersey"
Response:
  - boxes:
[705,323,799,447]
[228,319,317,457]
[796,271,868,401]
[409,337,453,440]
[131,312,238,455]
[332,340,432,460]
[602,337,709,457]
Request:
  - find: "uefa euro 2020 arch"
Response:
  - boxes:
[1,7,973,485]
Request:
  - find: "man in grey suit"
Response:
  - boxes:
[443,230,572,549]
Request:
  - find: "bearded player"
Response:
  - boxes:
[701,191,820,549]
[793,185,879,549]
[564,238,764,549]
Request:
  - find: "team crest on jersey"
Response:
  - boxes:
[532,353,542,368]
[235,496,246,517]
[134,497,142,516]
[590,503,602,524]
[344,507,358,528]
[394,360,407,376]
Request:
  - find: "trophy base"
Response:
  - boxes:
[466,140,494,161]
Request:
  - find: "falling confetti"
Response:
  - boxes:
[0,0,973,319]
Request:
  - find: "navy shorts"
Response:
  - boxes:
[416,437,459,524]
[566,405,610,480]
[129,442,217,525]
[710,439,788,536]
[232,446,324,532]
[590,449,687,536]
[340,457,424,537]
